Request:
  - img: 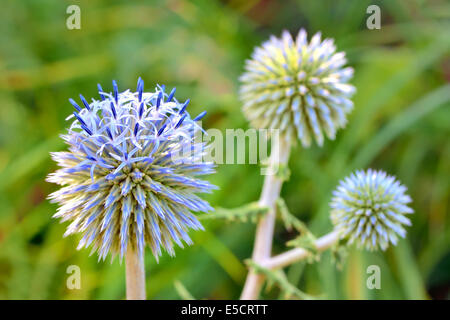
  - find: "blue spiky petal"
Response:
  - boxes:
[47,79,217,261]
[330,169,413,251]
[240,29,355,147]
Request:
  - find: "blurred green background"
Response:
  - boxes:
[0,0,449,300]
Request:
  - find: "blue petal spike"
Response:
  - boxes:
[175,114,187,129]
[73,112,87,127]
[79,94,91,111]
[194,111,207,121]
[97,83,105,101]
[157,124,167,136]
[156,91,163,110]
[138,102,144,118]
[137,77,144,102]
[69,98,81,112]
[167,87,176,102]
[110,101,117,119]
[179,99,190,114]
[112,80,118,103]
[81,124,93,135]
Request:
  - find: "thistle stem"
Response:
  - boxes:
[260,230,339,270]
[125,248,146,300]
[241,137,291,300]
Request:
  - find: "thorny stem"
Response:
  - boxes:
[260,230,340,270]
[240,137,291,300]
[125,248,146,300]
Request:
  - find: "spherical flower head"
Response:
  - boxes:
[330,169,413,251]
[47,79,216,261]
[240,29,355,147]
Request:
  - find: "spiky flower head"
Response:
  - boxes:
[47,79,216,261]
[330,169,413,251]
[240,29,355,147]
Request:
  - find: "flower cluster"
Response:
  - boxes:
[330,169,413,251]
[47,79,216,261]
[240,29,355,147]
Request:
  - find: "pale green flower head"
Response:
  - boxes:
[240,29,355,147]
[330,169,413,251]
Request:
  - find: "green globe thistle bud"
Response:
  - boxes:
[240,29,355,147]
[330,169,413,251]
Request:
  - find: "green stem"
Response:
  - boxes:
[240,137,291,300]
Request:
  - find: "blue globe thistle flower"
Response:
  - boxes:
[47,79,216,261]
[330,169,413,251]
[240,29,355,147]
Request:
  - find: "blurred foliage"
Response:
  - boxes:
[0,0,449,300]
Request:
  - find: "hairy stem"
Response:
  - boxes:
[260,230,340,270]
[125,248,146,300]
[240,137,291,300]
